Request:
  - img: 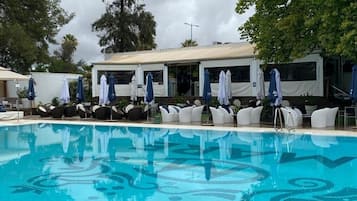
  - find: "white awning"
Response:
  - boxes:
[0,67,29,80]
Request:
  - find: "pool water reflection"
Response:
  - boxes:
[0,123,357,201]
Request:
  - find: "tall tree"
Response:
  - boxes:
[54,34,78,63]
[92,0,156,53]
[236,0,357,63]
[181,39,198,47]
[0,0,74,73]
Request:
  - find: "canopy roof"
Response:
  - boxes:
[94,42,256,65]
[0,67,29,80]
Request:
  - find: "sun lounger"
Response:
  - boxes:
[0,111,24,120]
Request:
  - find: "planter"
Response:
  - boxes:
[305,105,317,116]
[21,98,31,109]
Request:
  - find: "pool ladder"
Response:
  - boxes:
[274,107,295,133]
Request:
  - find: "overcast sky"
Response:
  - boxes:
[53,0,253,64]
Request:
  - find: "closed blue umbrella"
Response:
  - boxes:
[76,76,85,103]
[145,73,154,104]
[27,77,35,101]
[108,74,116,103]
[350,64,357,103]
[203,70,212,104]
[268,68,282,106]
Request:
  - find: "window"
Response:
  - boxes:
[206,66,250,83]
[144,70,163,84]
[97,70,135,84]
[263,62,316,81]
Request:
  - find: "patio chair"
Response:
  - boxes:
[218,106,234,124]
[280,107,301,128]
[209,107,225,125]
[168,105,180,121]
[191,105,204,122]
[250,106,263,124]
[159,106,177,123]
[311,108,330,128]
[237,107,253,126]
[326,107,339,127]
[179,106,193,123]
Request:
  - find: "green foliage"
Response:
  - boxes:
[51,97,60,106]
[54,34,78,63]
[47,58,78,73]
[236,0,357,63]
[0,0,74,73]
[17,87,28,98]
[92,0,156,53]
[181,39,198,47]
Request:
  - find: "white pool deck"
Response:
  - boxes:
[1,118,356,138]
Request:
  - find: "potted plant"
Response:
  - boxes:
[17,87,31,109]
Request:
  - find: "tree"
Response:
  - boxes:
[236,0,357,63]
[92,0,156,53]
[0,0,74,73]
[54,34,78,63]
[181,39,198,47]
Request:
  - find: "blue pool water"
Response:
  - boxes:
[0,123,356,201]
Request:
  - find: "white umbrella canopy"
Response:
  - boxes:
[130,75,137,102]
[60,77,70,104]
[225,70,232,102]
[256,67,265,100]
[98,74,108,105]
[0,67,28,80]
[217,70,228,105]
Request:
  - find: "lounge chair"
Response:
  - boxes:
[77,104,91,118]
[51,106,64,119]
[179,106,193,123]
[64,105,77,117]
[94,106,110,120]
[38,105,51,117]
[111,106,124,120]
[127,107,145,121]
[191,105,204,122]
[237,107,253,126]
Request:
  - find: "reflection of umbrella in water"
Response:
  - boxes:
[61,127,70,153]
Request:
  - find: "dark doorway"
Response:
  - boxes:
[168,63,199,97]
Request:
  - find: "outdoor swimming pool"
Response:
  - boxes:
[0,123,356,201]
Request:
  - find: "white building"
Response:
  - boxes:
[92,42,324,99]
